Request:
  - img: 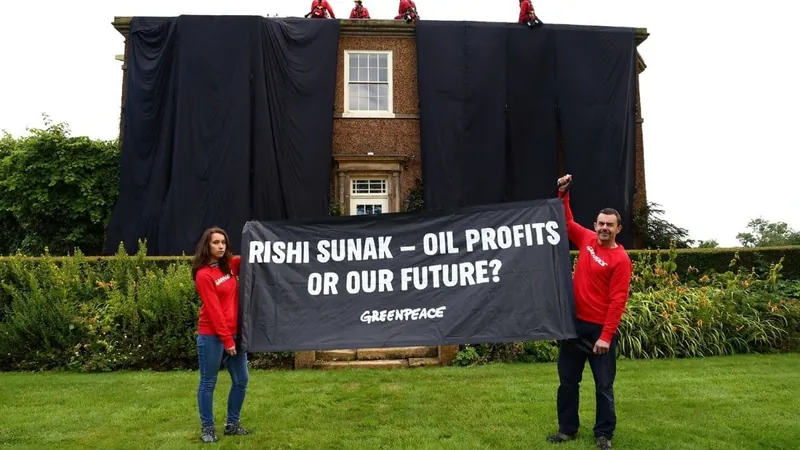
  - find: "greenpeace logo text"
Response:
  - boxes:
[586,246,608,267]
[360,306,446,324]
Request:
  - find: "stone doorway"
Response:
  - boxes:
[293,154,458,369]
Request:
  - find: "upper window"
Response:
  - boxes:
[344,51,393,118]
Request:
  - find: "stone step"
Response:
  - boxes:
[356,346,438,360]
[316,349,356,362]
[313,359,411,370]
[409,357,440,368]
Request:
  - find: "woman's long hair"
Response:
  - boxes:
[191,227,234,280]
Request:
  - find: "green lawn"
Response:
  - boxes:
[1,354,798,449]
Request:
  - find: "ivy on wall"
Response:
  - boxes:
[403,178,424,213]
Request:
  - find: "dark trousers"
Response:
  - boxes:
[523,17,544,28]
[557,319,618,439]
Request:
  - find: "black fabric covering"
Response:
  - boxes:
[106,16,339,256]
[238,199,577,352]
[417,22,637,247]
[415,22,508,210]
[554,27,637,247]
[505,26,559,203]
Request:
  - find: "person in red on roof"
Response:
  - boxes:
[350,0,370,19]
[395,0,419,23]
[192,227,250,444]
[308,0,335,19]
[546,174,632,450]
[519,0,543,28]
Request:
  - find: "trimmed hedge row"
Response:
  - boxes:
[624,246,800,281]
[0,244,798,372]
[3,245,797,278]
[455,249,800,366]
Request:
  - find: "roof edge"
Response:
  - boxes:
[112,17,648,44]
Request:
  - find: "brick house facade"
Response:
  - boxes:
[111,18,649,368]
[112,18,648,221]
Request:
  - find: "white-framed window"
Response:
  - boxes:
[343,50,393,118]
[351,179,387,195]
[349,178,389,216]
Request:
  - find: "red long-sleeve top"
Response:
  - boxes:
[310,0,335,18]
[399,0,416,15]
[558,191,632,343]
[195,256,241,349]
[350,6,370,19]
[519,0,535,23]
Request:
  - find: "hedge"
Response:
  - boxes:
[3,245,797,278]
[2,245,796,286]
[455,250,800,366]
[0,243,798,372]
[623,245,800,281]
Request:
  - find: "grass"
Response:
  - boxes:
[1,354,798,449]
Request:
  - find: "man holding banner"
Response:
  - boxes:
[547,174,633,450]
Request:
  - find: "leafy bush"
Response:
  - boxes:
[0,250,96,370]
[626,245,800,281]
[0,242,291,372]
[455,248,800,366]
[0,242,798,372]
[0,116,120,256]
[453,342,524,366]
[403,178,424,213]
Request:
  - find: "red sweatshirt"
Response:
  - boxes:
[558,191,632,343]
[519,0,535,23]
[396,0,417,17]
[195,256,241,349]
[350,6,370,19]
[310,0,335,18]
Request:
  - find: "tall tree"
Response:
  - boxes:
[633,202,695,249]
[737,218,800,247]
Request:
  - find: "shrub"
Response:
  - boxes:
[0,242,290,372]
[0,250,96,370]
[454,248,800,366]
[0,117,120,256]
[625,245,800,281]
[403,178,424,213]
[0,243,798,372]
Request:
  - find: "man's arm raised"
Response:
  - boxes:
[556,174,595,245]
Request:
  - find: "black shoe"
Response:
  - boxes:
[224,422,250,436]
[596,436,613,449]
[200,425,219,443]
[547,432,578,443]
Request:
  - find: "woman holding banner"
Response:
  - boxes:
[191,227,250,443]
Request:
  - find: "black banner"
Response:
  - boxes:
[238,199,577,352]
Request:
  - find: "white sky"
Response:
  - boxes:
[1,1,798,247]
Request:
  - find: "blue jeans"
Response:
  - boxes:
[197,334,249,427]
